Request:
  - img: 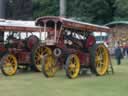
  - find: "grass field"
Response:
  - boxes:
[0,58,128,96]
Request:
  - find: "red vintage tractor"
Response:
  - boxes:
[36,16,111,79]
[0,20,44,76]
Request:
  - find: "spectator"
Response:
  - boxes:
[115,42,123,65]
[126,47,128,57]
[123,47,126,57]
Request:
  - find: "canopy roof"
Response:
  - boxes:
[36,16,110,32]
[0,19,43,32]
[106,21,128,27]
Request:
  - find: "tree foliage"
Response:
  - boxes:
[67,0,116,24]
[6,0,33,20]
[114,0,128,21]
[32,0,117,24]
[6,0,128,24]
[32,0,59,19]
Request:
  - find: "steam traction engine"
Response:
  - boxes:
[0,20,44,76]
[36,16,111,79]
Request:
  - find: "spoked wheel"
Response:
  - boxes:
[90,44,109,76]
[32,45,44,72]
[42,47,57,77]
[1,54,18,76]
[65,54,80,79]
[42,55,57,78]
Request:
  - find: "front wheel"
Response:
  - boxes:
[1,54,18,76]
[65,54,80,79]
[90,44,109,76]
[42,47,57,78]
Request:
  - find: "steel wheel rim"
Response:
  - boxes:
[34,47,43,71]
[34,47,52,72]
[2,54,17,76]
[44,55,56,77]
[95,45,109,75]
[67,55,80,78]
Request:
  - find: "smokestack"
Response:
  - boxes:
[60,0,66,17]
[0,0,5,18]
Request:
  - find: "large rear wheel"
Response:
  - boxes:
[32,45,43,72]
[65,54,80,79]
[1,54,18,76]
[90,44,109,76]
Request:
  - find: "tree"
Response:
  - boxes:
[67,0,116,24]
[6,0,128,24]
[6,0,33,20]
[91,0,116,24]
[114,0,128,21]
[32,0,59,19]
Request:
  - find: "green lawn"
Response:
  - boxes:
[0,58,128,96]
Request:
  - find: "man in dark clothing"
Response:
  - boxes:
[115,46,123,65]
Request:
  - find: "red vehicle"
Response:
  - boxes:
[36,16,111,79]
[0,20,44,76]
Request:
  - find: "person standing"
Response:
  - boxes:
[114,42,123,65]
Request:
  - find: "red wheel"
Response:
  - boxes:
[26,35,39,50]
